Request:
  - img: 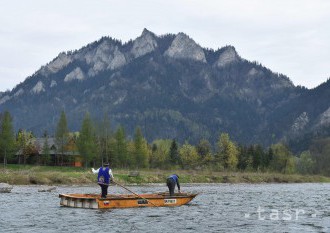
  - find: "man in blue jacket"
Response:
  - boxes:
[92,162,114,198]
[166,174,181,196]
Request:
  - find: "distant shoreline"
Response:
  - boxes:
[1,165,329,185]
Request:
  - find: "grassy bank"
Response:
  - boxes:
[0,165,330,185]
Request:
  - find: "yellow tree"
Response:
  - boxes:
[216,133,238,170]
[196,139,213,166]
[270,143,295,174]
[16,130,35,164]
[179,142,199,169]
[150,139,171,169]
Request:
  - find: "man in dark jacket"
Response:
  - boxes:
[92,162,114,198]
[166,174,181,196]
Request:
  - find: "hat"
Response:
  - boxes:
[103,162,109,166]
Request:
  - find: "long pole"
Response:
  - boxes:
[112,180,158,207]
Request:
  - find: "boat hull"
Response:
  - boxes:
[59,192,197,209]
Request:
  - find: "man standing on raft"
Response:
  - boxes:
[92,162,114,198]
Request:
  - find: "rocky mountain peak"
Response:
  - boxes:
[141,28,155,37]
[131,28,158,59]
[317,107,330,127]
[39,52,73,76]
[82,39,126,76]
[215,46,240,68]
[164,32,206,63]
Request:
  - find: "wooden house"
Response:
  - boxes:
[17,137,83,167]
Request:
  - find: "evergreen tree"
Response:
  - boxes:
[95,113,112,165]
[263,147,274,170]
[252,145,264,171]
[77,112,97,168]
[237,145,252,171]
[169,139,180,166]
[133,127,149,168]
[108,137,118,167]
[0,111,16,167]
[55,111,69,165]
[126,141,136,168]
[41,131,51,165]
[114,126,128,168]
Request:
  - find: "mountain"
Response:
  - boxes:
[0,29,329,151]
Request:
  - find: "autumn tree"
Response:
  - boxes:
[16,130,35,164]
[270,143,295,174]
[150,139,171,169]
[179,142,199,169]
[216,133,238,170]
[296,150,315,174]
[309,138,330,176]
[196,139,212,166]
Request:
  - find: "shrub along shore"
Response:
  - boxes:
[0,165,329,185]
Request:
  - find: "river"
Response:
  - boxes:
[0,183,329,233]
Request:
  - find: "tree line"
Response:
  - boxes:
[0,110,330,176]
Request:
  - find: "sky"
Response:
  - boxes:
[0,0,329,92]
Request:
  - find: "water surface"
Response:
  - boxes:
[0,183,329,232]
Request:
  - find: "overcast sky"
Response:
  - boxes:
[0,0,329,92]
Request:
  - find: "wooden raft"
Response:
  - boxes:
[59,192,197,209]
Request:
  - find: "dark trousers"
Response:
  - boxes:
[166,178,175,196]
[99,184,108,198]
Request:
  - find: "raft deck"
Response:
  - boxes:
[59,192,197,209]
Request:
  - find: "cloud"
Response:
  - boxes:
[0,0,329,91]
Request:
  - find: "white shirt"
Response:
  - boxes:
[91,167,114,178]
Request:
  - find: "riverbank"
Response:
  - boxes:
[0,165,329,185]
